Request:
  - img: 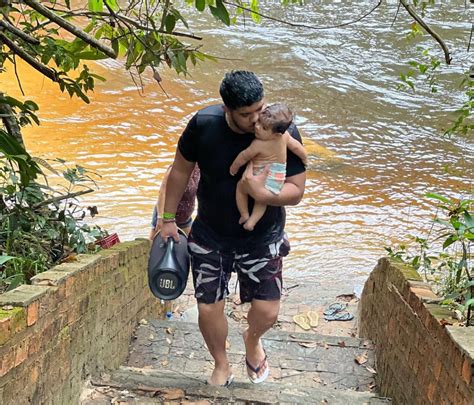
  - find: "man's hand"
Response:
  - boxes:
[149,218,163,241]
[241,161,272,202]
[242,161,306,206]
[160,221,180,242]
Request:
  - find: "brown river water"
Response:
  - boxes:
[2,1,473,291]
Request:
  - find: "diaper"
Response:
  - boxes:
[253,162,286,195]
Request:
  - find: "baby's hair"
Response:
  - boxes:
[259,103,293,135]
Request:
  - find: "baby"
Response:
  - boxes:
[229,103,307,231]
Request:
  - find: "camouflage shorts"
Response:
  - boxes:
[188,234,290,304]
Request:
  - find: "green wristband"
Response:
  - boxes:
[162,212,176,220]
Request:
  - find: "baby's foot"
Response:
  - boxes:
[239,215,249,225]
[243,221,255,231]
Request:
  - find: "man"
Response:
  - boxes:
[160,71,306,386]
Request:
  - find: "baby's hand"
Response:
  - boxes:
[229,163,239,176]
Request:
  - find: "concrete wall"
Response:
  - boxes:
[359,257,473,405]
[0,240,169,405]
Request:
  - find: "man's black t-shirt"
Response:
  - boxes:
[178,104,305,252]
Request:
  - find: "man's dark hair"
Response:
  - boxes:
[259,103,293,134]
[219,71,264,110]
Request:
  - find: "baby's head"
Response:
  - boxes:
[255,103,293,140]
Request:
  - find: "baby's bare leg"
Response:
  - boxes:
[243,202,267,231]
[236,180,250,224]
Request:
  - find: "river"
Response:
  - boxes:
[3,0,473,291]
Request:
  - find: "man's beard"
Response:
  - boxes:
[229,113,254,134]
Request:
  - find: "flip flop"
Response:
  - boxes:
[206,374,235,387]
[307,311,319,328]
[324,311,354,321]
[293,313,311,330]
[246,354,269,384]
[246,342,269,384]
[323,302,347,316]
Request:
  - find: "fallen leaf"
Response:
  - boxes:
[368,382,376,390]
[161,360,169,367]
[161,388,185,400]
[232,295,242,305]
[366,366,377,374]
[61,254,78,263]
[230,311,243,321]
[440,318,453,328]
[166,338,172,345]
[165,327,174,334]
[298,341,318,348]
[137,384,160,394]
[313,377,323,384]
[139,319,148,325]
[189,352,194,359]
[336,293,356,301]
[148,334,154,340]
[338,341,346,348]
[317,341,329,350]
[355,351,368,365]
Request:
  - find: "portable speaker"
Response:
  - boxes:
[148,229,190,300]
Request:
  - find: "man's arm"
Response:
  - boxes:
[229,142,259,176]
[287,135,308,166]
[241,161,305,206]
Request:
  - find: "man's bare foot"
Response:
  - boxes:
[207,364,233,386]
[239,215,249,225]
[243,329,268,382]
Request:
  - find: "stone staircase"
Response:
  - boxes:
[81,319,392,404]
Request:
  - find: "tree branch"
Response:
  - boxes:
[0,33,59,82]
[468,22,473,52]
[399,0,452,64]
[391,1,402,28]
[0,18,40,44]
[33,188,94,209]
[62,11,203,40]
[223,0,382,30]
[22,0,117,58]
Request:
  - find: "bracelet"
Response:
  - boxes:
[163,212,176,220]
[162,218,176,223]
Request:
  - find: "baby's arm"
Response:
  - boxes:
[287,134,308,166]
[230,142,260,176]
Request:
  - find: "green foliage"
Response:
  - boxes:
[0,95,39,127]
[0,137,107,293]
[397,2,472,137]
[398,48,440,93]
[444,71,474,137]
[386,194,474,325]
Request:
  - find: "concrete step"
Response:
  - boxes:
[86,366,391,404]
[126,319,379,392]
